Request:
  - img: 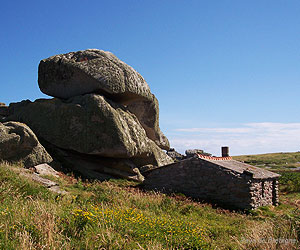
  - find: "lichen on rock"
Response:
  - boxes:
[0,121,52,167]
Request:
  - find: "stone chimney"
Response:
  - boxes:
[221,146,229,157]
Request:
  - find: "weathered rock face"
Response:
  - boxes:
[167,148,184,161]
[7,94,173,169]
[45,146,145,182]
[0,103,8,118]
[185,149,212,158]
[0,106,8,116]
[3,49,173,181]
[126,98,169,150]
[0,122,53,167]
[34,163,60,178]
[38,49,152,101]
[38,49,169,150]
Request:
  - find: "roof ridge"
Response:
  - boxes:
[196,154,232,161]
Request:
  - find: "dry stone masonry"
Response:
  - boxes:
[143,155,280,210]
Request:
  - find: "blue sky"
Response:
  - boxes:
[1,0,300,156]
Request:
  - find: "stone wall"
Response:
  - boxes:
[272,180,279,206]
[249,179,279,208]
[143,158,279,210]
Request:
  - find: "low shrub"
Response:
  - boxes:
[279,172,300,192]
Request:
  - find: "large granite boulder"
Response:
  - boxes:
[0,121,53,167]
[38,49,169,150]
[7,94,173,169]
[38,49,153,101]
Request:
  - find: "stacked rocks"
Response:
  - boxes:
[185,149,212,158]
[166,148,184,161]
[5,49,173,181]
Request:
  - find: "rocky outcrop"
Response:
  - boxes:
[167,148,184,161]
[0,106,8,116]
[7,94,173,179]
[38,49,153,101]
[45,146,144,182]
[7,94,171,162]
[0,121,53,167]
[37,49,169,150]
[34,163,60,178]
[0,103,8,119]
[126,97,169,150]
[8,164,66,194]
[185,149,212,158]
[4,49,173,181]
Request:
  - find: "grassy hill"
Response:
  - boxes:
[0,158,300,249]
[233,152,300,172]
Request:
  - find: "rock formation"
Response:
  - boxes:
[185,149,212,158]
[8,95,166,160]
[0,103,8,120]
[0,121,52,167]
[38,49,169,150]
[166,148,184,161]
[3,49,173,181]
[38,49,152,101]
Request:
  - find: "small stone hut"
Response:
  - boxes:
[143,154,280,210]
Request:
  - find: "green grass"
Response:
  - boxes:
[279,172,300,193]
[0,161,299,249]
[233,152,300,172]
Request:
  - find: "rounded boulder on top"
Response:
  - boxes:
[38,49,169,150]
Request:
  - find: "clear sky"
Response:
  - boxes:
[1,0,300,156]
